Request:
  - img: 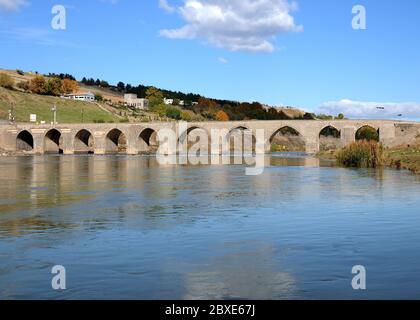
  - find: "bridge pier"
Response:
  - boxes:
[379,123,396,147]
[305,137,320,154]
[93,132,107,155]
[32,130,46,154]
[62,130,75,155]
[341,126,356,147]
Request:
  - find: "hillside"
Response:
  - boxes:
[0,68,316,123]
[0,87,120,124]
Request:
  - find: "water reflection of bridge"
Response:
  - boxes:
[1,120,419,155]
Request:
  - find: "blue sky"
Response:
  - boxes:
[0,0,419,119]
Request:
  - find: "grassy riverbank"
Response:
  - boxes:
[318,142,420,174]
[385,146,420,174]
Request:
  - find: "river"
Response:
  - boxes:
[0,154,419,299]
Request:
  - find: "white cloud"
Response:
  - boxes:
[159,0,302,53]
[318,99,420,120]
[218,57,228,63]
[0,0,27,11]
[159,0,175,13]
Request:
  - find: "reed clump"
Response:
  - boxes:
[336,140,384,168]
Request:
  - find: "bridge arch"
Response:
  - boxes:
[16,130,34,152]
[74,129,94,154]
[105,128,127,154]
[356,125,380,142]
[319,125,341,151]
[139,128,159,153]
[269,126,305,152]
[44,129,63,154]
[227,126,256,154]
[179,126,211,155]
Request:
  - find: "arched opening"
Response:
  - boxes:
[16,130,34,152]
[179,126,210,154]
[319,126,341,151]
[356,126,380,142]
[139,128,159,154]
[270,126,305,152]
[106,129,127,154]
[44,129,63,154]
[228,127,256,154]
[74,129,94,154]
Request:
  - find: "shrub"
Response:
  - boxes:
[336,140,384,168]
[16,69,24,75]
[94,93,104,102]
[165,106,181,120]
[17,81,29,91]
[181,110,195,121]
[0,73,15,89]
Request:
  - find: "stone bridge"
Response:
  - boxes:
[0,120,419,155]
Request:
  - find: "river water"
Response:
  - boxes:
[0,154,419,300]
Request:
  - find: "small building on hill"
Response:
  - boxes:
[124,94,149,110]
[63,92,95,102]
[164,98,174,105]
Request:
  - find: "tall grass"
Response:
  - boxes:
[336,140,384,168]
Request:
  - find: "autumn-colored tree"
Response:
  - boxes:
[215,110,229,121]
[0,73,14,89]
[45,77,64,96]
[62,79,79,94]
[198,97,219,109]
[29,75,47,94]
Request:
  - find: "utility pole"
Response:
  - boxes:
[8,102,15,123]
[81,107,84,123]
[51,104,57,125]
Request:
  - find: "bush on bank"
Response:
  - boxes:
[336,140,384,168]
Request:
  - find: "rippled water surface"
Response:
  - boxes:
[0,154,420,299]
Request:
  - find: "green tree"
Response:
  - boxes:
[117,81,125,91]
[146,87,164,109]
[356,126,379,142]
[100,80,109,88]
